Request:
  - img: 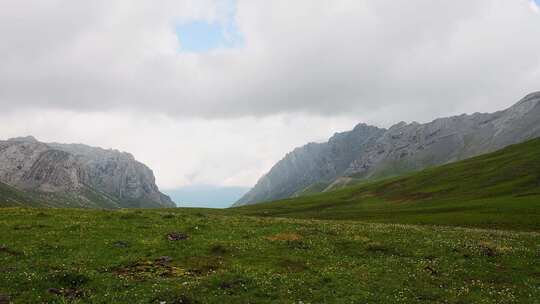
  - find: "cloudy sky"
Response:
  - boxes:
[1,0,539,204]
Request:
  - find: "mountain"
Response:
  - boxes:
[231,138,540,231]
[0,136,175,208]
[235,91,540,206]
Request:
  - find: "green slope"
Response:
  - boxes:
[232,138,540,231]
[0,180,148,209]
[0,181,44,208]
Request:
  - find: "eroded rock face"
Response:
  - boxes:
[235,92,540,206]
[0,137,175,208]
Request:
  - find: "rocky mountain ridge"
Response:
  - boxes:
[0,137,175,208]
[235,92,540,206]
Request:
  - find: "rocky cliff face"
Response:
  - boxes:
[235,124,385,205]
[0,137,175,208]
[235,92,540,206]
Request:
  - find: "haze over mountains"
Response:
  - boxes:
[235,92,540,206]
[0,136,174,208]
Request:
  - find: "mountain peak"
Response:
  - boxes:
[514,91,540,107]
[7,135,38,143]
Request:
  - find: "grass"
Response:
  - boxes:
[232,138,540,231]
[1,207,539,303]
[1,140,540,302]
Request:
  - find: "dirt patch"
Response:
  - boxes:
[479,241,497,257]
[0,295,10,304]
[12,224,49,230]
[0,245,21,256]
[365,242,391,253]
[278,258,309,273]
[48,288,85,299]
[167,232,189,241]
[113,257,186,280]
[51,272,90,290]
[424,265,438,276]
[265,233,302,241]
[218,278,249,295]
[184,256,223,276]
[151,292,199,304]
[209,244,228,255]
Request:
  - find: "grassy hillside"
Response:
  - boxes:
[232,138,540,231]
[1,207,539,303]
[2,140,540,302]
[0,181,39,208]
[0,181,158,209]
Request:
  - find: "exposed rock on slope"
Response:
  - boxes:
[235,124,385,205]
[235,92,540,206]
[0,137,174,208]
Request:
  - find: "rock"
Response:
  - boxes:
[0,138,175,208]
[47,288,62,295]
[236,91,540,206]
[155,256,173,264]
[0,295,10,304]
[113,241,129,248]
[47,288,84,299]
[167,232,188,241]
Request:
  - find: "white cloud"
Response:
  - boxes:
[0,1,539,118]
[0,1,539,189]
[531,0,540,13]
[0,110,359,188]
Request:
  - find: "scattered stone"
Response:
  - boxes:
[479,242,497,257]
[113,241,129,248]
[167,232,188,241]
[113,258,186,280]
[156,256,173,265]
[0,295,10,304]
[219,279,247,290]
[424,265,438,276]
[152,294,196,304]
[48,288,84,299]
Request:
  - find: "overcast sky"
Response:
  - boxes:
[1,0,539,191]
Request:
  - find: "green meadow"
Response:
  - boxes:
[1,139,540,303]
[0,208,539,303]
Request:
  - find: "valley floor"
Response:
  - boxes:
[0,208,539,303]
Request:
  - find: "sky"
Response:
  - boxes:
[1,0,540,206]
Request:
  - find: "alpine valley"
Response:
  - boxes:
[235,92,540,206]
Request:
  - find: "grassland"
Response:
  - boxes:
[232,139,540,231]
[1,140,540,302]
[1,207,539,303]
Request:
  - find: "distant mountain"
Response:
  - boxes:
[235,91,540,206]
[231,138,540,231]
[0,137,174,208]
